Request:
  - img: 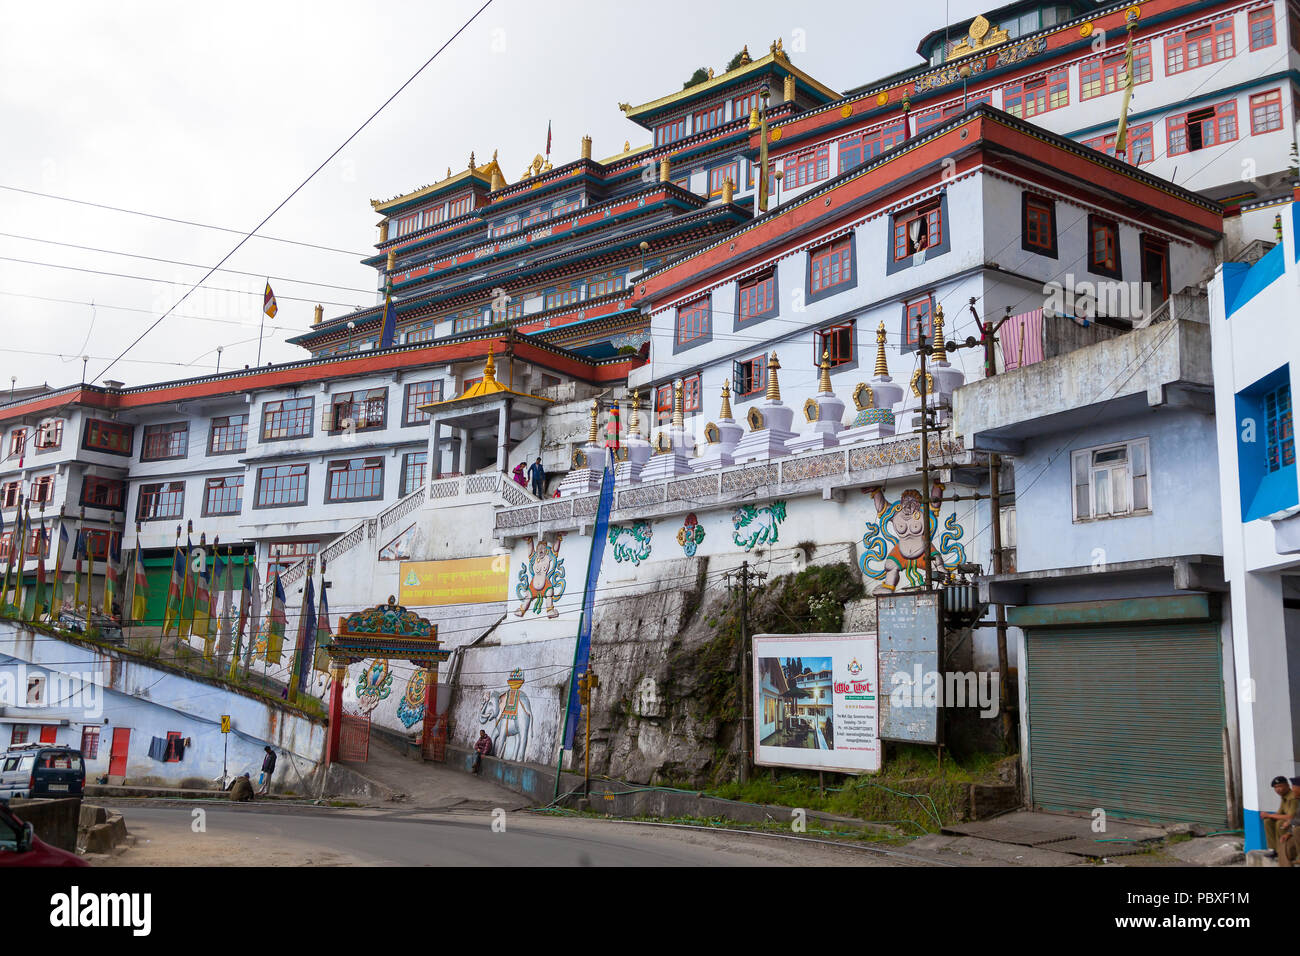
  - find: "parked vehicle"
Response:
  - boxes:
[0,745,86,800]
[0,800,87,867]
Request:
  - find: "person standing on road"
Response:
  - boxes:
[529,457,546,498]
[258,746,277,796]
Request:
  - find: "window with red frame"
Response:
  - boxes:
[733,92,760,120]
[682,375,702,413]
[326,457,384,503]
[202,475,244,516]
[709,162,740,197]
[1291,2,1300,51]
[738,272,776,320]
[267,540,319,578]
[261,397,313,441]
[29,475,55,505]
[164,731,183,762]
[904,296,934,349]
[208,414,248,454]
[83,529,120,560]
[1080,123,1155,165]
[81,475,125,511]
[24,526,49,558]
[81,726,100,760]
[1166,18,1234,74]
[655,117,687,146]
[655,385,672,415]
[34,420,62,450]
[747,159,775,189]
[694,103,726,133]
[1168,101,1238,154]
[137,481,185,521]
[449,195,473,218]
[783,145,830,189]
[1,481,19,508]
[141,422,189,461]
[83,419,133,455]
[838,122,908,173]
[676,298,710,346]
[1079,44,1152,99]
[399,452,427,497]
[913,93,993,133]
[10,725,27,745]
[1004,69,1069,118]
[735,354,768,396]
[9,428,26,457]
[403,380,442,426]
[1089,216,1121,277]
[893,203,942,260]
[1251,89,1284,134]
[1024,196,1055,253]
[810,238,853,294]
[1250,7,1276,49]
[815,323,855,367]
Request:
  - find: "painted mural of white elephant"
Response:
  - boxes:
[479,672,533,762]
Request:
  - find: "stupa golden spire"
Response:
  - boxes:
[672,379,685,430]
[719,379,733,420]
[587,399,599,443]
[628,388,641,438]
[766,352,782,401]
[874,323,889,377]
[818,349,833,394]
[932,304,948,362]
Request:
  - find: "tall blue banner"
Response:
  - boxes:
[562,462,615,750]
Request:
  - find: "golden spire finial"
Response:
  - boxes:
[624,139,630,153]
[932,304,947,362]
[469,150,476,169]
[766,352,782,402]
[818,350,833,394]
[739,45,751,65]
[874,322,889,377]
[628,388,641,437]
[672,379,685,431]
[483,343,497,385]
[719,380,733,420]
[588,399,600,444]
[446,167,451,180]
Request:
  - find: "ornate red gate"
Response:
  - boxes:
[421,714,448,762]
[339,713,370,762]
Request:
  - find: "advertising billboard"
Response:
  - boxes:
[398,556,510,607]
[876,591,943,744]
[751,632,881,774]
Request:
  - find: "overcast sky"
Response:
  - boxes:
[0,0,995,393]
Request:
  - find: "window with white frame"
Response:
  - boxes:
[1072,438,1150,520]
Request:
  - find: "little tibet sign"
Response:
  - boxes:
[752,632,881,774]
[399,556,509,607]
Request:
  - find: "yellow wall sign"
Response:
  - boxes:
[399,557,510,607]
[220,715,231,734]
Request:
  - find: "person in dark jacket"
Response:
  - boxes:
[528,457,546,498]
[258,746,277,795]
[230,773,254,802]
[473,731,493,774]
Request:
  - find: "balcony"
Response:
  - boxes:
[952,317,1213,455]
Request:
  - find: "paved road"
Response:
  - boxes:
[99,801,922,866]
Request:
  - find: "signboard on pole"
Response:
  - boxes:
[220,715,231,734]
[751,632,880,774]
[876,591,943,744]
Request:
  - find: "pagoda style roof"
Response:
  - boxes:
[371,152,505,214]
[426,344,555,408]
[620,44,838,126]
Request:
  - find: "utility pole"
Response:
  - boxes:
[916,312,935,590]
[577,669,598,797]
[724,560,766,783]
[989,454,1013,750]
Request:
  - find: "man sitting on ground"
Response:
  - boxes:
[473,730,493,774]
[229,772,254,802]
[1261,775,1297,866]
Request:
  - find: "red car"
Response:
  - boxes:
[0,801,87,867]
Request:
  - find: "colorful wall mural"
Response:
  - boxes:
[396,669,428,728]
[516,534,566,618]
[609,521,653,565]
[480,667,533,760]
[355,659,394,715]
[733,501,787,550]
[676,513,705,556]
[860,482,967,590]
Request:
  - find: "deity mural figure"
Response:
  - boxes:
[516,534,566,618]
[479,668,533,761]
[861,482,967,591]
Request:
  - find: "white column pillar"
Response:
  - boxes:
[496,401,509,473]
[458,427,471,475]
[431,418,442,479]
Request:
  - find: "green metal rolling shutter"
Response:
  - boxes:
[1026,621,1228,827]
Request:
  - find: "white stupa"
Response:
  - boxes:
[557,399,608,496]
[838,322,903,444]
[691,379,744,470]
[786,350,847,454]
[731,352,796,465]
[614,389,654,485]
[896,304,965,433]
[639,378,695,481]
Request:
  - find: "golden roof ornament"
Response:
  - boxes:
[483,344,498,386]
[469,151,476,169]
[624,140,630,152]
[672,379,685,431]
[931,305,948,362]
[949,13,1010,59]
[446,167,452,180]
[619,102,631,113]
[748,107,760,131]
[719,379,733,420]
[707,67,715,79]
[766,352,782,402]
[587,399,600,444]
[874,322,889,377]
[739,45,751,66]
[628,388,641,437]
[818,349,834,394]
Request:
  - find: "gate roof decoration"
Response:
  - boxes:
[322,597,448,667]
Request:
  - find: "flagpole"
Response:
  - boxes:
[1,494,20,612]
[163,524,182,637]
[85,519,96,618]
[47,508,66,624]
[179,521,195,639]
[72,507,84,618]
[12,499,29,614]
[28,505,46,622]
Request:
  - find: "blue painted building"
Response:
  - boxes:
[1209,194,1300,852]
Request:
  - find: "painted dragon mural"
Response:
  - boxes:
[733,501,787,551]
[609,521,653,565]
[860,482,967,590]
